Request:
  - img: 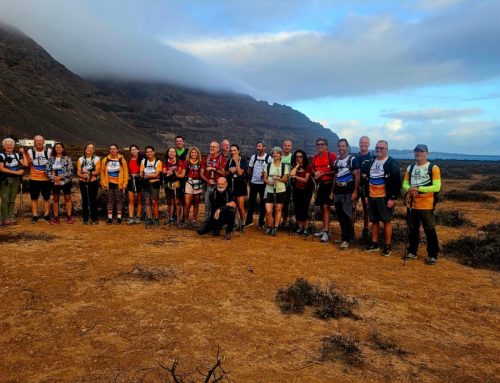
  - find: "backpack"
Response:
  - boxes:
[408,162,440,209]
[28,148,49,163]
[0,152,22,183]
[333,155,355,173]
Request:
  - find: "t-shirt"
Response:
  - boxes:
[405,162,441,210]
[51,157,64,176]
[249,153,271,184]
[311,151,337,183]
[202,153,226,182]
[369,158,388,198]
[78,156,101,181]
[128,158,141,175]
[106,158,122,184]
[281,153,292,170]
[293,164,312,189]
[265,161,290,194]
[0,152,22,178]
[141,159,162,183]
[334,155,359,194]
[28,148,52,181]
[163,158,181,182]
[176,148,188,161]
[356,151,374,181]
[183,161,202,181]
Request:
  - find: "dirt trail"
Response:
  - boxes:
[1,188,499,382]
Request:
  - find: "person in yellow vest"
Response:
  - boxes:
[100,144,128,224]
[402,144,442,265]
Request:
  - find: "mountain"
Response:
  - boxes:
[0,22,338,153]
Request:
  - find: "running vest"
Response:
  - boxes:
[141,158,161,183]
[0,152,22,181]
[28,148,51,181]
[407,162,441,210]
[333,155,357,194]
[312,151,336,182]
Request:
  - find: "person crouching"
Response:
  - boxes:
[197,177,236,240]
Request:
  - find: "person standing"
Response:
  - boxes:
[364,140,401,256]
[263,147,289,236]
[46,142,74,224]
[140,146,162,226]
[180,147,203,225]
[311,138,337,243]
[225,144,248,230]
[201,141,226,220]
[77,143,101,225]
[175,135,189,210]
[221,139,231,162]
[245,140,271,228]
[332,139,360,250]
[0,138,27,226]
[355,136,374,242]
[26,135,52,223]
[101,144,129,224]
[162,147,184,224]
[289,149,313,236]
[126,145,143,224]
[402,144,441,265]
[281,139,293,227]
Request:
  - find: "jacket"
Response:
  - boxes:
[363,156,401,200]
[100,154,129,189]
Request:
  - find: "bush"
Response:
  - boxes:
[469,177,500,192]
[369,330,407,357]
[276,278,358,320]
[0,232,56,243]
[480,221,500,234]
[435,209,474,227]
[443,233,499,271]
[320,334,364,366]
[444,189,497,203]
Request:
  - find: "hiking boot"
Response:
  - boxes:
[10,218,18,225]
[83,220,89,225]
[224,231,232,240]
[271,227,277,237]
[66,216,73,224]
[382,244,392,257]
[340,240,349,250]
[296,228,304,235]
[365,242,380,252]
[117,217,122,224]
[303,229,309,237]
[31,215,39,224]
[91,220,99,225]
[320,231,329,243]
[43,215,51,223]
[153,218,160,226]
[426,257,437,265]
[127,218,135,225]
[134,217,141,224]
[403,252,418,260]
[245,221,254,228]
[266,226,273,235]
[314,230,325,238]
[107,218,112,225]
[191,220,199,228]
[50,217,60,225]
[3,219,13,226]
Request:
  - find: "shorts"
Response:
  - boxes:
[143,182,160,200]
[29,180,52,201]
[127,176,142,193]
[230,178,247,197]
[369,197,393,223]
[53,182,72,196]
[165,187,182,203]
[266,191,286,205]
[185,180,203,195]
[315,182,333,206]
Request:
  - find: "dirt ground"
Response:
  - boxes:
[1,174,499,383]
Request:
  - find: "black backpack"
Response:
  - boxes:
[408,162,440,209]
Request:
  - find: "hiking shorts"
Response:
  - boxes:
[127,176,142,193]
[369,197,393,223]
[315,182,333,206]
[53,182,72,196]
[29,180,52,201]
[143,182,160,200]
[266,191,286,205]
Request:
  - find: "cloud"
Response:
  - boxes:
[168,0,500,101]
[381,107,483,121]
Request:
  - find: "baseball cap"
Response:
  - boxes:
[413,144,428,152]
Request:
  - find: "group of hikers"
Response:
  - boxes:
[0,134,441,265]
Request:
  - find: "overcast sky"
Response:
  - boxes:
[2,0,499,154]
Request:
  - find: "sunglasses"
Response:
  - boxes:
[316,143,326,147]
[375,146,387,150]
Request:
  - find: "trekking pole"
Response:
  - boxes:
[272,181,277,236]
[18,174,24,222]
[403,194,414,266]
[351,200,357,240]
[288,184,294,236]
[308,181,319,241]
